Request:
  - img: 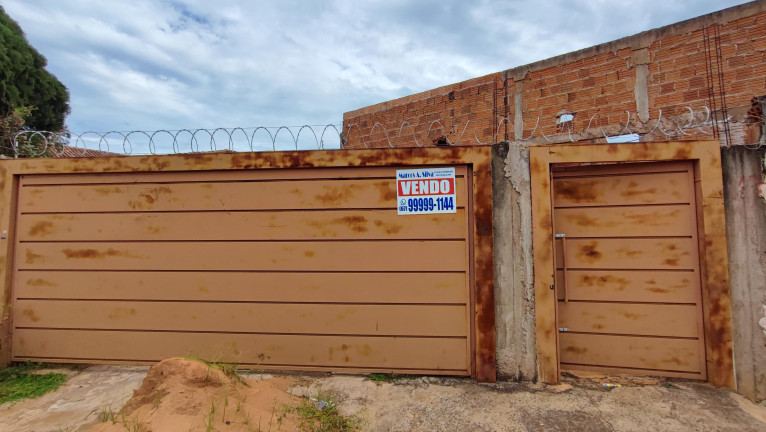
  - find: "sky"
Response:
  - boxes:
[3,0,749,152]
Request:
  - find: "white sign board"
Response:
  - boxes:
[396,167,456,215]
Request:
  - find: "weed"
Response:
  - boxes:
[204,398,217,432]
[0,361,67,405]
[120,412,147,432]
[367,373,389,383]
[292,391,359,432]
[98,404,117,423]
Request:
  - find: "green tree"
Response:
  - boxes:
[0,5,69,156]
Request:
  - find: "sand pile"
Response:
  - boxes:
[87,358,301,432]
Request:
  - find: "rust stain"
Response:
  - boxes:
[22,308,40,322]
[622,312,643,320]
[624,209,680,225]
[108,307,136,319]
[180,153,214,165]
[564,346,587,354]
[28,221,54,237]
[672,147,692,159]
[26,278,55,287]
[145,226,162,234]
[373,220,403,234]
[663,258,680,266]
[331,215,368,233]
[648,287,669,293]
[25,249,45,264]
[564,213,611,227]
[304,250,316,257]
[617,248,643,258]
[620,187,656,198]
[666,356,687,366]
[592,323,604,330]
[580,274,629,291]
[374,181,397,202]
[314,185,352,206]
[198,285,209,293]
[356,344,373,356]
[62,248,141,259]
[555,179,600,202]
[128,186,171,210]
[93,186,122,195]
[578,241,602,263]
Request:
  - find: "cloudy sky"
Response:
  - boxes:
[3,0,748,150]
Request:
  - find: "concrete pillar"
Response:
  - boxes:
[492,143,537,380]
[722,146,766,402]
[631,48,650,123]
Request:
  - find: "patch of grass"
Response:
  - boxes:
[0,361,67,405]
[367,373,389,382]
[292,392,359,432]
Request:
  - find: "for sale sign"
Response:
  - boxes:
[396,167,456,215]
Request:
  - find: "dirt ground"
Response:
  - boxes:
[1,360,765,432]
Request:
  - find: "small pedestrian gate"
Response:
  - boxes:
[552,161,706,379]
[0,149,496,381]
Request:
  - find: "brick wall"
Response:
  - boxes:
[343,2,766,149]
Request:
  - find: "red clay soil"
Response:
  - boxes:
[87,358,301,432]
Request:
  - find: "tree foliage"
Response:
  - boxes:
[0,5,70,133]
[0,6,70,157]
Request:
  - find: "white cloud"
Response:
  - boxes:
[3,0,748,136]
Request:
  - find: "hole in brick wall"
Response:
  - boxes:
[448,91,455,101]
[556,111,575,133]
[433,135,451,146]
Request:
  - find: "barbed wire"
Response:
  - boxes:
[344,105,722,148]
[12,124,344,158]
[11,104,753,158]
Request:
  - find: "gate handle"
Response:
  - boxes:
[556,234,568,303]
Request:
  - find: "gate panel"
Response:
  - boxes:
[11,165,474,375]
[553,161,707,379]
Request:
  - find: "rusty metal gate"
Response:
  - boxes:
[1,150,496,378]
[552,161,707,379]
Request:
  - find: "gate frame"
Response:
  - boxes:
[530,140,734,388]
[0,146,497,382]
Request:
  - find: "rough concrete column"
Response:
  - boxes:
[722,146,766,402]
[631,48,650,123]
[492,142,537,381]
[513,86,524,141]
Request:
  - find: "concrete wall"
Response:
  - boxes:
[343,1,766,149]
[492,143,536,380]
[722,146,766,402]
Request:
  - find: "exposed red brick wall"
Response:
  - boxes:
[343,3,766,149]
[345,73,503,148]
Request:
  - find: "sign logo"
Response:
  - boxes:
[396,167,456,215]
